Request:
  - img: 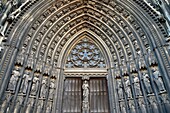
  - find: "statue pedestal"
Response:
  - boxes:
[82,101,89,113]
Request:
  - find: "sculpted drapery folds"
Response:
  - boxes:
[20,71,32,93]
[152,68,165,92]
[143,73,153,94]
[31,73,39,96]
[7,69,20,91]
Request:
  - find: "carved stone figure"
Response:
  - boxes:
[31,75,39,96]
[36,100,43,113]
[82,80,89,113]
[0,0,31,37]
[129,100,136,113]
[125,78,132,98]
[154,0,170,35]
[134,76,142,96]
[7,70,20,91]
[40,77,48,98]
[117,80,123,99]
[120,102,126,113]
[14,96,23,113]
[46,102,52,113]
[0,0,14,36]
[26,98,34,113]
[21,71,32,93]
[49,79,55,99]
[143,73,152,94]
[138,99,147,113]
[82,80,89,102]
[152,69,165,92]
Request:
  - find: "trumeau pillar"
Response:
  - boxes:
[0,0,170,113]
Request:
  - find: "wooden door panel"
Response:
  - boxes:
[90,78,110,113]
[62,78,82,113]
[62,77,110,113]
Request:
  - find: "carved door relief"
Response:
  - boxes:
[62,77,110,113]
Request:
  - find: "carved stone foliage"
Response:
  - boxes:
[66,38,106,68]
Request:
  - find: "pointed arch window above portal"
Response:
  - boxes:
[65,38,106,68]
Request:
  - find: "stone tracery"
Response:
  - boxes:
[66,37,106,68]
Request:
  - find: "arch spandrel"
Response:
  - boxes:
[0,0,170,113]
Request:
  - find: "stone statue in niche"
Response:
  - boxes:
[7,69,20,91]
[82,80,89,113]
[143,73,153,94]
[117,80,124,99]
[31,74,39,96]
[125,78,132,98]
[20,71,32,93]
[82,80,89,102]
[134,76,142,96]
[40,77,48,98]
[49,79,55,99]
[152,68,165,92]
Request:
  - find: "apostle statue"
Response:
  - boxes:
[152,69,165,92]
[125,78,132,98]
[143,73,153,94]
[20,71,32,93]
[49,79,55,99]
[8,69,20,91]
[134,76,142,96]
[31,74,39,96]
[40,77,48,98]
[117,80,123,99]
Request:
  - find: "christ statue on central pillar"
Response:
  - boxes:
[82,80,89,113]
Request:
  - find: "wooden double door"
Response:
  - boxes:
[62,77,110,113]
